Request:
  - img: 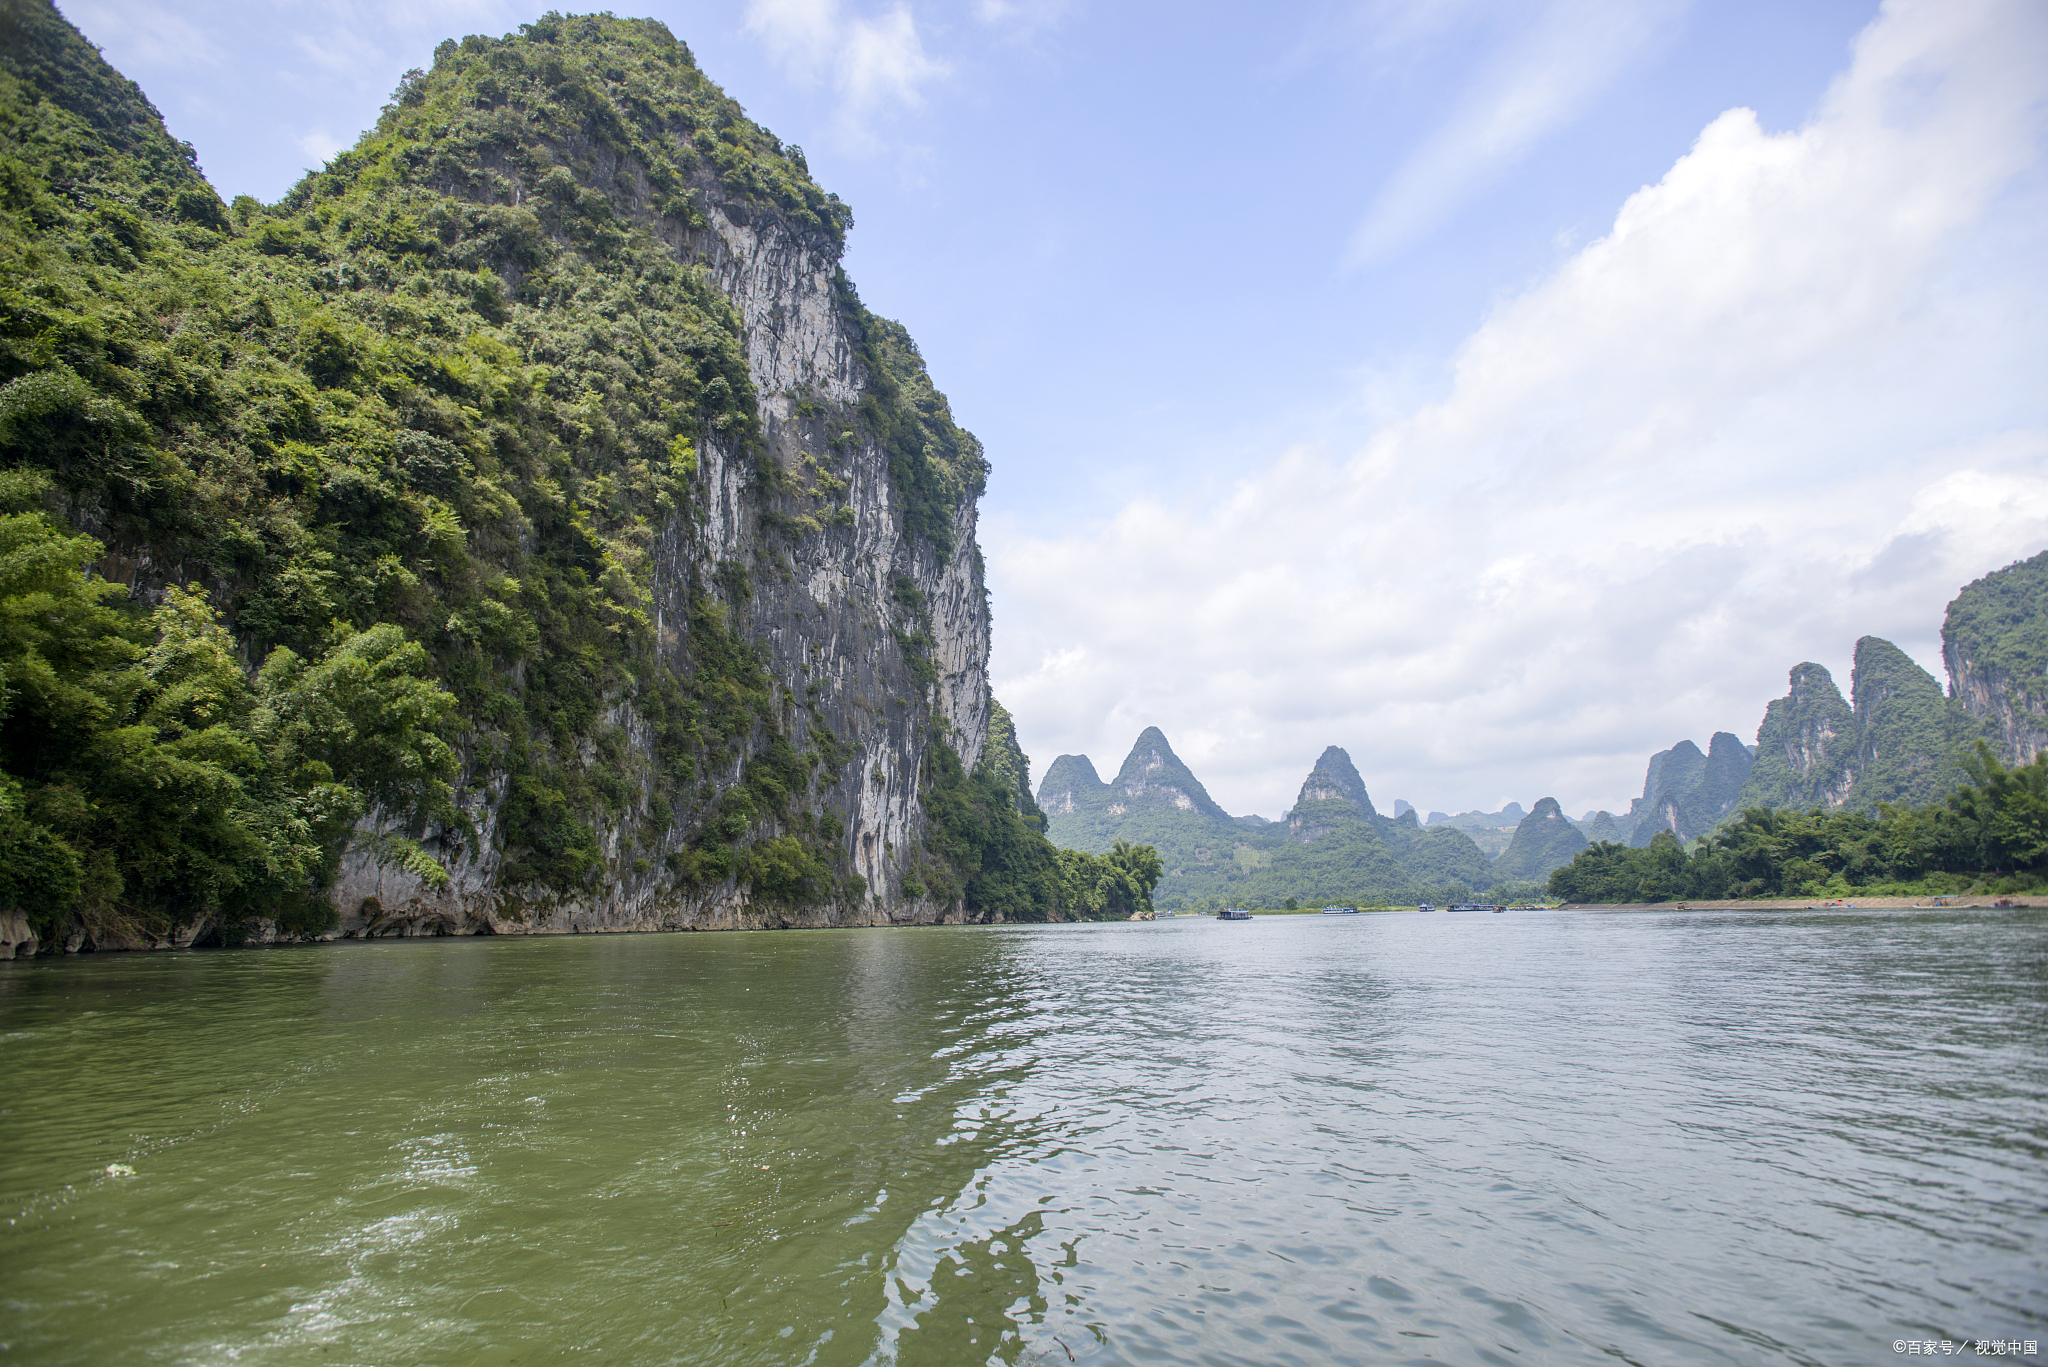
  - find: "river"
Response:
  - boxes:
[1,907,2042,1365]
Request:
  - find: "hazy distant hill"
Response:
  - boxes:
[1572,811,1631,843]
[1039,728,1235,847]
[1426,804,1525,857]
[1039,736,1512,907]
[1620,732,1753,846]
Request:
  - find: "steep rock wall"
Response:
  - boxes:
[327,46,990,937]
[1942,549,2048,766]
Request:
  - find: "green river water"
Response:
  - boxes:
[1,908,2042,1365]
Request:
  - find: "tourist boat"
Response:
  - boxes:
[1448,903,1497,913]
[1417,904,1436,913]
[1320,906,1360,915]
[1217,908,1253,921]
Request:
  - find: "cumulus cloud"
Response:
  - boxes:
[744,0,946,145]
[295,126,349,166]
[990,0,2048,820]
[1348,0,1687,266]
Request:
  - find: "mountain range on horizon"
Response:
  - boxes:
[1040,549,2047,906]
[1039,730,1577,908]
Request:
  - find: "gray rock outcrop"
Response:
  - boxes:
[1943,549,2048,765]
[325,87,991,939]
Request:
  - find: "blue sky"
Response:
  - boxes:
[65,0,2048,819]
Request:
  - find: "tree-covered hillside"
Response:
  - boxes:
[1733,640,1983,818]
[1549,743,2048,902]
[0,0,1133,945]
[1492,797,1588,881]
[1944,549,2048,765]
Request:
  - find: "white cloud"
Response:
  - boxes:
[744,0,946,145]
[991,0,2048,820]
[61,1,222,66]
[1348,0,1687,266]
[295,125,349,165]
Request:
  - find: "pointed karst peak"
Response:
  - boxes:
[1493,796,1590,880]
[1850,635,1943,712]
[1787,661,1843,702]
[1113,727,1186,787]
[1035,754,1107,817]
[1706,731,1749,760]
[1292,745,1376,817]
[1108,729,1230,818]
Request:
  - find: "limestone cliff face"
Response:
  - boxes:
[1287,745,1376,842]
[1732,641,1982,818]
[1735,664,1859,813]
[1037,754,1110,819]
[1942,549,2048,765]
[1108,727,1232,819]
[329,41,989,938]
[1624,740,1706,845]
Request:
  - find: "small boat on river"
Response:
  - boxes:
[1320,906,1360,915]
[1217,908,1253,921]
[1417,904,1436,913]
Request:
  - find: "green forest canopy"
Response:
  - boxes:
[1547,745,2048,903]
[0,1,1140,937]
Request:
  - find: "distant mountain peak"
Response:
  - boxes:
[1107,729,1231,819]
[1292,745,1376,816]
[1284,744,1376,843]
[1494,796,1589,881]
[1036,754,1108,816]
[1734,642,1978,816]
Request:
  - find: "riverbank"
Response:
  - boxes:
[1556,896,2038,911]
[1173,896,2039,916]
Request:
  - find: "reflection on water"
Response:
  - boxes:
[1,907,2042,1365]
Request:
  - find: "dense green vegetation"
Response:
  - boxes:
[1943,549,2048,756]
[978,698,1042,824]
[917,737,1160,920]
[1731,641,1986,819]
[0,0,1046,936]
[1491,798,1588,881]
[0,472,456,940]
[1548,744,2048,902]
